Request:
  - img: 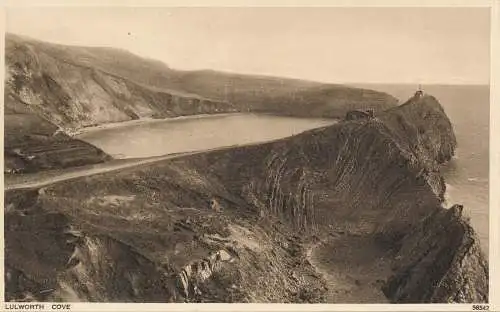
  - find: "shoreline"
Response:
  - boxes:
[70,112,245,136]
[70,113,339,137]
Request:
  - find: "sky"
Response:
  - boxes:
[5,7,491,85]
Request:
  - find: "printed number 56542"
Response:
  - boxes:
[472,305,489,310]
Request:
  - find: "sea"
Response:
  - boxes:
[354,84,490,256]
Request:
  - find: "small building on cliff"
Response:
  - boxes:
[345,108,375,121]
[414,84,424,99]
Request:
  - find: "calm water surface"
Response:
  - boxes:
[76,113,335,159]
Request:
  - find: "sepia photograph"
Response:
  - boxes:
[2,2,494,309]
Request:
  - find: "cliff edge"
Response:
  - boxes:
[383,204,488,303]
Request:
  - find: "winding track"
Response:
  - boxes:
[5,139,283,191]
[5,152,194,191]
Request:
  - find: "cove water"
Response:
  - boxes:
[76,113,334,159]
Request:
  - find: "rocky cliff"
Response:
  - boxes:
[383,204,488,303]
[5,34,236,131]
[4,93,487,303]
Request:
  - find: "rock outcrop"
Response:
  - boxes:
[383,204,488,303]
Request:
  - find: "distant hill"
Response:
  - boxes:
[172,70,399,117]
[4,33,398,172]
[5,33,398,128]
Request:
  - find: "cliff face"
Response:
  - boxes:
[4,91,486,303]
[187,95,457,239]
[5,34,236,131]
[5,33,398,131]
[383,204,488,303]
